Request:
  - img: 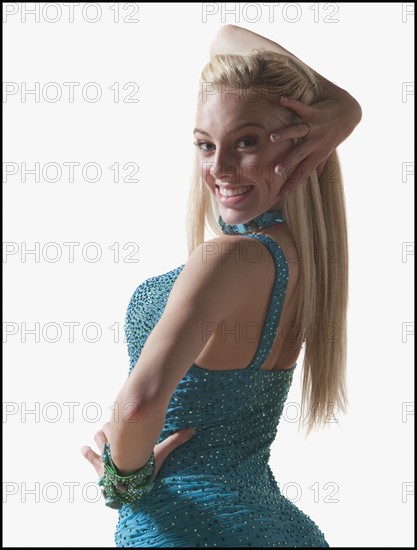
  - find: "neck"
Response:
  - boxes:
[218,208,285,235]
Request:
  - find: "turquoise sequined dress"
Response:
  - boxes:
[114,210,329,547]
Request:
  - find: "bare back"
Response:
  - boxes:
[193,223,301,372]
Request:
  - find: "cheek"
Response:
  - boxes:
[201,163,215,185]
[262,141,293,163]
[239,151,279,185]
[259,143,294,182]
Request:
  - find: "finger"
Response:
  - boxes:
[275,144,310,172]
[270,123,311,143]
[280,159,318,195]
[81,445,103,476]
[102,422,111,441]
[157,428,196,456]
[316,159,327,178]
[154,429,196,470]
[279,96,315,116]
[94,430,108,454]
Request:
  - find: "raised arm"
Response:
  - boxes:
[209,25,362,190]
[209,24,362,115]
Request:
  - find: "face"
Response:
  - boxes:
[194,89,295,226]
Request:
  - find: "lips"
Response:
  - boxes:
[217,184,252,196]
[215,184,254,204]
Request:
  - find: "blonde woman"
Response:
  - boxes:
[82,24,362,547]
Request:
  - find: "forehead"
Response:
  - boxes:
[195,90,289,132]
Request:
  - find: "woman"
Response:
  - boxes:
[82,24,362,547]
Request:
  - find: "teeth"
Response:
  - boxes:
[219,185,252,197]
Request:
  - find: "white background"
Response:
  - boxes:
[3,2,414,547]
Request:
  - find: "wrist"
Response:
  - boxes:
[319,81,362,128]
[98,443,156,509]
[335,88,363,129]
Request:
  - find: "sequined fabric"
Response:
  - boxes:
[115,232,329,547]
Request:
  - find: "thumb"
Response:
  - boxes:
[167,427,197,448]
[183,427,197,439]
[316,158,328,178]
[154,428,197,474]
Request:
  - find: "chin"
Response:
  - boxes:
[218,208,257,225]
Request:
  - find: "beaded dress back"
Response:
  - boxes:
[115,209,329,547]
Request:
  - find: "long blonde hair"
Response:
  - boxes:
[186,49,349,437]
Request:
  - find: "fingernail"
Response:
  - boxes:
[187,427,197,437]
[270,133,280,142]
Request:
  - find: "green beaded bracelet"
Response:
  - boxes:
[98,442,156,509]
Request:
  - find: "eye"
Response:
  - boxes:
[236,136,257,148]
[193,140,214,152]
[193,136,258,153]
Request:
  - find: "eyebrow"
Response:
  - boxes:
[193,122,266,136]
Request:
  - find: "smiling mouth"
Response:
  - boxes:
[215,184,255,205]
[215,184,254,198]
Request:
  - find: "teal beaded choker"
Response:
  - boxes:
[218,209,285,235]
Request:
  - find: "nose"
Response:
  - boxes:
[209,149,237,182]
[209,162,235,181]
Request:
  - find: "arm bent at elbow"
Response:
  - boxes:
[209,24,363,118]
[108,236,261,472]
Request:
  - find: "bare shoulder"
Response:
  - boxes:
[187,234,272,280]
[168,235,272,320]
